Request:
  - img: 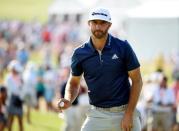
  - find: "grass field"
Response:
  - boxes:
[0,0,53,22]
[4,108,64,131]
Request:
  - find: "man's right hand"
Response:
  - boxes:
[57,98,72,112]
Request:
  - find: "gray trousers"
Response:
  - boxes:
[81,106,141,131]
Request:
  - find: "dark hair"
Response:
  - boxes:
[0,85,7,93]
[156,68,163,73]
[162,76,168,82]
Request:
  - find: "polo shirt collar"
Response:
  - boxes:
[88,34,112,52]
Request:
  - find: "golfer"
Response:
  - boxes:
[58,7,143,131]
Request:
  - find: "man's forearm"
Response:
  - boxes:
[126,78,143,114]
[64,79,80,104]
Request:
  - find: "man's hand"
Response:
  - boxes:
[121,112,133,131]
[57,98,72,112]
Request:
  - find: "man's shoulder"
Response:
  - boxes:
[73,42,91,59]
[111,35,130,49]
[73,42,91,57]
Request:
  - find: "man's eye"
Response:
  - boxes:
[101,22,107,25]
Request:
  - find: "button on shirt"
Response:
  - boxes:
[71,34,140,108]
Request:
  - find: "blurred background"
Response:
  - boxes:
[0,0,179,131]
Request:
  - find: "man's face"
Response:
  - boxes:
[160,78,167,88]
[88,20,111,39]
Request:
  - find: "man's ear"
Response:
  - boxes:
[88,21,90,26]
[107,23,112,30]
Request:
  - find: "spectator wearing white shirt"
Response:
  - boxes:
[43,65,56,111]
[151,75,175,131]
[22,62,37,123]
[5,60,24,131]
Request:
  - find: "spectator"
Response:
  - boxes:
[0,86,7,131]
[5,60,24,131]
[22,62,37,123]
[151,75,175,131]
[43,65,56,111]
[35,65,45,110]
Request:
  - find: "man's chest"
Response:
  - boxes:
[81,51,126,76]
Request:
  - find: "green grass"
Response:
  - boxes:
[0,0,53,22]
[5,109,64,131]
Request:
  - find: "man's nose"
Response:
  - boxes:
[95,24,101,29]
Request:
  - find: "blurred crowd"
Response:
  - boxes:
[0,17,179,131]
[0,17,89,131]
[138,65,179,131]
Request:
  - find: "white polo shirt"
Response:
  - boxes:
[152,86,175,112]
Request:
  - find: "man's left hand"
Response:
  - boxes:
[121,112,133,131]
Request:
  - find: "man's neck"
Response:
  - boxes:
[91,35,108,51]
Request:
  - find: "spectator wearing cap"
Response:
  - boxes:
[5,60,24,131]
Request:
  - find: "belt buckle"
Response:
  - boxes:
[111,105,126,112]
[107,108,112,112]
[105,107,116,112]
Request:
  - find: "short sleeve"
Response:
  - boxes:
[124,40,140,71]
[71,51,83,76]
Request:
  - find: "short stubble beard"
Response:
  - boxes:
[92,29,108,39]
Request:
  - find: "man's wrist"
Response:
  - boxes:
[125,107,135,116]
[64,97,73,104]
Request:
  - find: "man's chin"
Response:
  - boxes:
[94,34,105,39]
[95,36,103,39]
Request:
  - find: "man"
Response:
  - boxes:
[58,7,143,131]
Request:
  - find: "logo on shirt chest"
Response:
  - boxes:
[112,54,119,60]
